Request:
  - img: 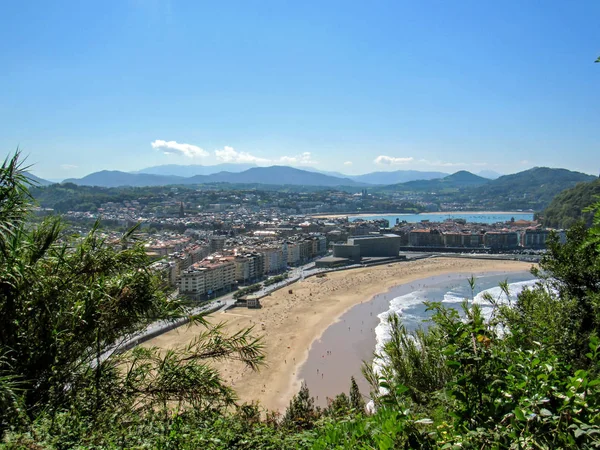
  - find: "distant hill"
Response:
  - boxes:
[543,178,600,228]
[444,171,490,185]
[64,166,367,188]
[192,166,366,187]
[64,171,185,188]
[135,163,257,177]
[472,167,597,211]
[380,171,489,192]
[349,170,449,185]
[24,172,53,186]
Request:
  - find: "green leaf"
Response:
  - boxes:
[514,407,526,421]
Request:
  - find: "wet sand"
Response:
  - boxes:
[144,257,535,413]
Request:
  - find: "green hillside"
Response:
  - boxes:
[380,170,489,192]
[376,167,595,211]
[471,167,596,211]
[543,177,600,228]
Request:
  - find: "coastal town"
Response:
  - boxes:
[52,192,560,302]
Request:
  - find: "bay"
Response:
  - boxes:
[350,212,534,224]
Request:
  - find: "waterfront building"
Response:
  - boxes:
[408,229,444,247]
[333,234,401,259]
[484,231,519,250]
[257,245,288,274]
[178,256,235,300]
[521,228,551,249]
[233,252,264,283]
[286,242,301,266]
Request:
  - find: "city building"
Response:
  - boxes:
[521,228,551,249]
[333,233,401,259]
[408,229,444,247]
[484,231,520,250]
[178,256,235,300]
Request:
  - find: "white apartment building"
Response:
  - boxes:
[259,244,288,274]
[178,257,235,300]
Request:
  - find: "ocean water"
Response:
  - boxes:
[364,275,539,411]
[350,212,534,224]
[372,277,539,380]
[298,271,538,408]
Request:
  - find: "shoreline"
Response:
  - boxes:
[310,211,534,219]
[297,270,537,407]
[144,258,535,413]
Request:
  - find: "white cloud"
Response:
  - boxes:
[214,146,270,164]
[215,147,316,166]
[278,152,316,166]
[151,140,208,158]
[343,161,353,166]
[374,155,414,165]
[60,164,78,170]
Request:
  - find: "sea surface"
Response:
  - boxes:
[298,271,538,408]
[350,212,534,224]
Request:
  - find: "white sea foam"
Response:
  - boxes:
[367,278,539,412]
[374,291,426,358]
[472,279,539,308]
[370,290,427,403]
[442,291,464,304]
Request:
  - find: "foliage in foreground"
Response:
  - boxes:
[4,148,600,448]
[0,153,265,445]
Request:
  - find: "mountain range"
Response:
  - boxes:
[60,166,595,196]
[32,165,598,213]
[63,165,493,188]
[63,166,366,188]
[134,164,502,184]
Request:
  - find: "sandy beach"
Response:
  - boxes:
[145,257,535,413]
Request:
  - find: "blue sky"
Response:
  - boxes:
[1,1,599,180]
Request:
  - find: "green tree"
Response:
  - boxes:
[532,223,600,359]
[0,152,264,435]
[282,382,320,430]
[349,376,365,413]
